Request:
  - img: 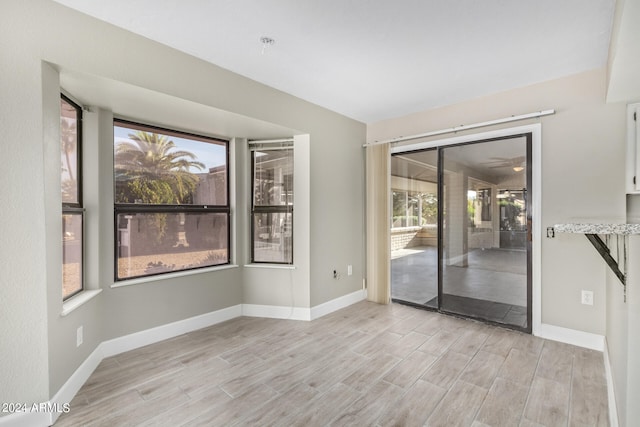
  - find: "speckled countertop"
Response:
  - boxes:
[554,223,640,235]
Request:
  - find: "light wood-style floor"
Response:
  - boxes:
[55,301,609,426]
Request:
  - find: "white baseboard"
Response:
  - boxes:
[535,323,604,351]
[101,304,242,358]
[0,410,49,427]
[47,344,104,425]
[242,304,311,321]
[310,289,367,320]
[603,338,620,427]
[242,289,367,321]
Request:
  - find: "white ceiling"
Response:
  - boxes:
[53,0,616,124]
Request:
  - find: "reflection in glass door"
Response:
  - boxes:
[440,136,531,331]
[390,135,532,332]
[390,150,439,308]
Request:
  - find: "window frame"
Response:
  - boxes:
[61,94,84,301]
[250,145,294,264]
[113,118,231,281]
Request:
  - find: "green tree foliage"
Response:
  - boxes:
[115,131,206,243]
[499,200,523,230]
[60,117,77,203]
[114,176,175,205]
[421,193,437,225]
[468,199,476,227]
[114,131,205,204]
[393,191,438,227]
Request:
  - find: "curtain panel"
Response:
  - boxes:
[365,143,390,304]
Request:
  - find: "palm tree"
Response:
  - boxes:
[60,115,78,203]
[115,131,205,204]
[60,118,76,181]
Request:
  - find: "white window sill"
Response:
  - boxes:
[61,289,103,317]
[111,264,239,289]
[244,263,296,270]
[391,226,425,232]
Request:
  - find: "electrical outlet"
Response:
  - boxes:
[347,265,353,276]
[77,326,83,347]
[581,290,594,306]
[546,227,555,238]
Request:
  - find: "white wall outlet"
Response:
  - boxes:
[347,265,353,276]
[581,290,594,306]
[76,326,83,347]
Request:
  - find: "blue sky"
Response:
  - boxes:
[114,125,226,172]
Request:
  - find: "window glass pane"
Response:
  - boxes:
[393,190,436,228]
[61,98,79,204]
[408,194,419,226]
[253,150,293,207]
[116,212,228,279]
[421,193,438,225]
[63,213,83,298]
[253,212,292,263]
[392,190,407,227]
[114,122,227,206]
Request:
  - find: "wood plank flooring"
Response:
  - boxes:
[55,301,609,426]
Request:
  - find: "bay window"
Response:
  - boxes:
[61,95,83,300]
[251,145,293,264]
[113,119,230,280]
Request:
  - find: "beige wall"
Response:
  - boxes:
[308,123,366,306]
[369,68,627,334]
[0,9,51,407]
[1,0,365,406]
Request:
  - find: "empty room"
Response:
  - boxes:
[1,0,639,426]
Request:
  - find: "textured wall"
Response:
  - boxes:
[0,2,50,407]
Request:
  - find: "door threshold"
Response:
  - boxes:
[392,298,531,334]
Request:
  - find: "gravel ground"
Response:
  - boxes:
[62,248,227,295]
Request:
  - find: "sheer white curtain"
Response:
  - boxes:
[365,143,390,304]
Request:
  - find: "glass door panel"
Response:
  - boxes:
[440,136,530,330]
[390,150,439,308]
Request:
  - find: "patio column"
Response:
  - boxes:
[445,170,468,267]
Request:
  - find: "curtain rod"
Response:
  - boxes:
[248,138,294,145]
[364,109,555,147]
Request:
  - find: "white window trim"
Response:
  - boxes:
[110,264,239,288]
[61,289,102,316]
[244,263,296,270]
[249,142,294,265]
[112,119,232,282]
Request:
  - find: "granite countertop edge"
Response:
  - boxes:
[554,223,640,235]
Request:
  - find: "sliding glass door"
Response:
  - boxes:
[440,136,531,330]
[390,150,439,308]
[390,135,532,332]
